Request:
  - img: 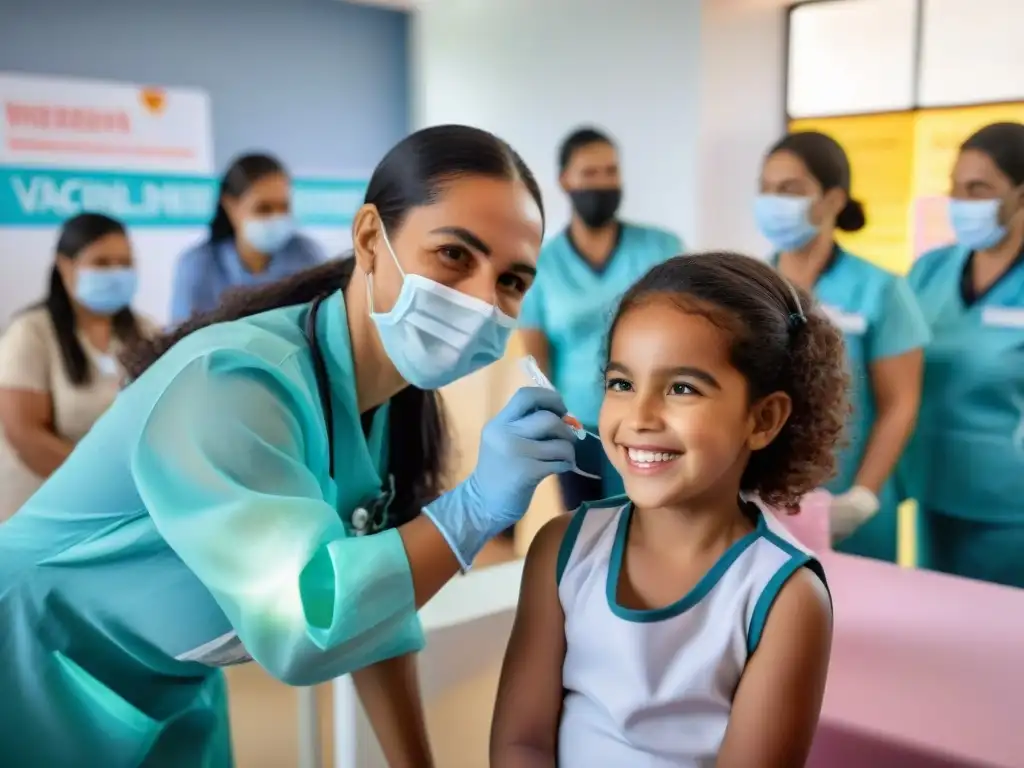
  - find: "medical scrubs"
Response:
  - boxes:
[0,291,423,766]
[776,247,930,562]
[903,244,1024,588]
[518,223,683,507]
[170,234,323,324]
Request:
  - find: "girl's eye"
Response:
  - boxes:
[498,272,528,296]
[606,377,632,393]
[670,382,699,396]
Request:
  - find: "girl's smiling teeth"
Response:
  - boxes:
[625,447,682,468]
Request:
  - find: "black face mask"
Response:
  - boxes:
[569,188,622,229]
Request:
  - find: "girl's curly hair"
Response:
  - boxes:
[607,252,850,509]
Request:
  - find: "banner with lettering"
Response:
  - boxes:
[0,73,366,327]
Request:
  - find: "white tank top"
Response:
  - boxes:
[556,497,829,768]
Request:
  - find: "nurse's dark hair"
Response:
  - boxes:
[961,122,1024,186]
[559,126,615,172]
[606,252,850,509]
[24,212,142,386]
[768,131,867,233]
[208,153,288,242]
[124,125,544,519]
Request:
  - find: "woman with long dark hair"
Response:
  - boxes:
[0,125,577,767]
[0,212,152,520]
[755,131,929,563]
[169,152,324,324]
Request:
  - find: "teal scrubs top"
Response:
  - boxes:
[904,243,1024,518]
[518,223,683,427]
[170,234,324,324]
[0,291,422,767]
[777,247,930,561]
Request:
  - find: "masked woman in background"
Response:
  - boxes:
[756,131,930,562]
[518,127,684,510]
[0,212,154,521]
[169,152,324,325]
[903,122,1024,588]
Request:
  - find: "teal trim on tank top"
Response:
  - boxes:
[746,528,830,656]
[556,494,629,586]
[605,503,766,624]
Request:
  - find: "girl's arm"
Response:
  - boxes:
[490,516,570,768]
[854,348,923,494]
[717,569,832,767]
[353,652,434,767]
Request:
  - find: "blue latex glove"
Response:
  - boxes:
[423,386,577,569]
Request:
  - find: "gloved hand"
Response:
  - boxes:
[829,486,881,542]
[423,387,577,569]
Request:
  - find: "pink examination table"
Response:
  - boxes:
[780,500,1024,768]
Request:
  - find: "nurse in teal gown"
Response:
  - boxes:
[518,127,683,509]
[0,126,578,767]
[756,131,930,562]
[904,122,1024,588]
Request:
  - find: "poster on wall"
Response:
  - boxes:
[788,111,916,274]
[0,72,367,328]
[0,71,213,173]
[0,71,213,327]
[912,103,1024,257]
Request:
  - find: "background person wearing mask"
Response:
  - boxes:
[0,125,577,767]
[903,122,1024,588]
[0,213,152,521]
[757,131,929,562]
[170,152,324,324]
[518,127,683,510]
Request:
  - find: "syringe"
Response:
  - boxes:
[518,355,602,480]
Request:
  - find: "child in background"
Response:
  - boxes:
[490,253,849,768]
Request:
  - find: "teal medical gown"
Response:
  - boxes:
[0,291,423,766]
[902,244,1024,587]
[519,223,682,496]
[776,248,930,562]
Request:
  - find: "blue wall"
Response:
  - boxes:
[0,0,409,177]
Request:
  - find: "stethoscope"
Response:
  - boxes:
[304,292,395,536]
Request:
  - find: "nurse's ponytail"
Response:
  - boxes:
[124,124,544,522]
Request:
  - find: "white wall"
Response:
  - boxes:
[410,0,702,242]
[695,0,789,255]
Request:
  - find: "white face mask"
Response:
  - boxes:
[367,223,516,390]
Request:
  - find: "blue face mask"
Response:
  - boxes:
[243,215,295,254]
[754,194,820,252]
[948,198,1007,251]
[75,267,138,314]
[368,222,516,390]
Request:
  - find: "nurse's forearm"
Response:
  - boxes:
[353,652,434,768]
[854,402,918,495]
[398,515,462,607]
[8,428,74,478]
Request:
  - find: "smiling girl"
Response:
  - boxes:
[491,252,849,767]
